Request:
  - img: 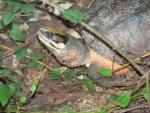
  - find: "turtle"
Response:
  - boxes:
[37,0,150,87]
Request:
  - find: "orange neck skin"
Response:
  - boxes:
[86,50,130,75]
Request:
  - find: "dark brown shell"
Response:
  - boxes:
[83,0,150,63]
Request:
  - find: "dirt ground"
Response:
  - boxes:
[0,0,150,113]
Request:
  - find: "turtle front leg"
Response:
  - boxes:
[88,63,134,88]
[86,50,131,88]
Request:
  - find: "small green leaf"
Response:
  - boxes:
[98,68,112,77]
[29,52,44,61]
[116,91,131,108]
[8,83,18,95]
[11,2,21,13]
[9,76,19,84]
[19,94,26,104]
[109,94,118,102]
[35,63,44,71]
[0,51,3,67]
[18,92,26,104]
[21,4,35,14]
[7,76,20,95]
[48,68,61,80]
[25,61,44,71]
[12,22,22,29]
[0,20,5,29]
[84,77,96,92]
[10,27,26,41]
[57,105,75,113]
[0,83,11,106]
[63,69,75,80]
[16,46,28,61]
[62,9,84,24]
[142,86,150,100]
[30,82,37,95]
[0,69,12,75]
[5,0,21,13]
[95,109,108,113]
[2,12,15,26]
[4,104,17,113]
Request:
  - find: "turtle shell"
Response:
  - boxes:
[83,0,150,63]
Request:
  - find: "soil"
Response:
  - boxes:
[0,0,150,112]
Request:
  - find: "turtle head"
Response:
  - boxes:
[37,28,90,67]
[38,28,66,55]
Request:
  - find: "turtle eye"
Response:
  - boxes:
[39,28,54,39]
[46,32,54,39]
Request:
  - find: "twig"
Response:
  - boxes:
[113,52,150,73]
[26,56,52,70]
[0,44,52,71]
[0,32,53,71]
[114,105,149,113]
[132,70,150,94]
[146,70,150,108]
[87,0,95,8]
[1,33,37,59]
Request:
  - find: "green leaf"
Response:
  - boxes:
[18,92,26,104]
[21,4,35,14]
[30,82,37,95]
[0,83,11,106]
[84,77,96,92]
[0,20,5,29]
[19,94,26,104]
[8,82,18,95]
[57,105,75,113]
[35,63,44,71]
[12,22,21,29]
[62,10,84,24]
[29,52,44,61]
[5,0,21,13]
[11,2,21,13]
[48,68,61,80]
[16,46,28,61]
[109,94,118,102]
[25,61,44,71]
[9,76,19,84]
[4,104,17,113]
[0,51,2,67]
[0,69,12,75]
[116,91,131,108]
[7,76,20,95]
[63,69,75,80]
[98,68,112,77]
[2,12,15,26]
[10,27,26,41]
[95,109,108,113]
[142,86,150,100]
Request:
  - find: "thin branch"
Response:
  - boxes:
[132,70,150,94]
[115,105,149,113]
[113,52,150,73]
[145,70,150,108]
[0,44,52,71]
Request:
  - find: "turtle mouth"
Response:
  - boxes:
[38,28,66,49]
